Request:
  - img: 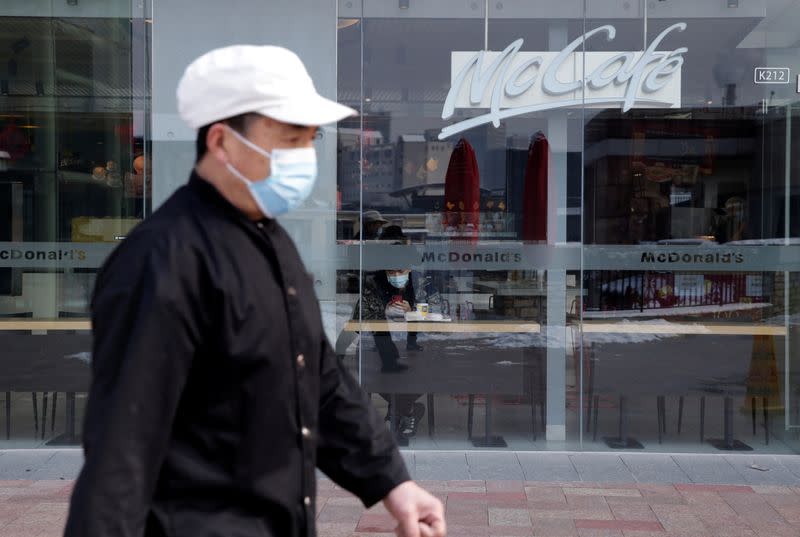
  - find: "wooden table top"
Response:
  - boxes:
[0,319,787,337]
[0,320,91,331]
[344,320,541,333]
[579,322,787,336]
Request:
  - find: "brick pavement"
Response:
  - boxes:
[5,479,800,537]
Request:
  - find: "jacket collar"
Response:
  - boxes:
[187,170,273,228]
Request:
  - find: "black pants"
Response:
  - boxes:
[373,331,421,415]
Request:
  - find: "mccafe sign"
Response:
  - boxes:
[439,23,687,139]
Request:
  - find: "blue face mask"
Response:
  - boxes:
[387,273,409,288]
[225,126,318,218]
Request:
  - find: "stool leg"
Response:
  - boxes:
[467,395,475,440]
[592,395,600,442]
[678,396,684,435]
[657,397,664,444]
[752,397,757,436]
[427,394,435,438]
[51,393,57,434]
[530,380,537,442]
[700,396,706,443]
[764,397,769,445]
[540,396,546,440]
[619,396,628,446]
[41,393,48,440]
[31,393,38,437]
[5,393,9,440]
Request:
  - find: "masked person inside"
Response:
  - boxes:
[356,226,425,438]
[64,45,446,537]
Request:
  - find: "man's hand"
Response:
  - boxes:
[383,481,446,537]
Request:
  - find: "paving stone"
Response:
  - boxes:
[531,518,578,536]
[487,492,529,507]
[414,452,470,481]
[316,522,357,537]
[443,525,490,536]
[566,496,610,510]
[488,480,525,492]
[674,484,753,494]
[489,526,535,536]
[25,451,83,481]
[489,507,532,526]
[401,451,416,479]
[447,500,489,526]
[565,488,641,498]
[0,452,57,480]
[518,453,580,482]
[569,455,635,483]
[576,528,624,537]
[468,453,525,480]
[317,504,364,524]
[355,513,395,533]
[671,456,745,485]
[609,504,659,522]
[621,456,690,484]
[574,519,664,532]
[525,486,567,504]
[749,485,794,494]
[723,456,800,486]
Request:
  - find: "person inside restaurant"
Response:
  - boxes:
[356,225,426,437]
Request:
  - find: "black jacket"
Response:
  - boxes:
[64,173,409,537]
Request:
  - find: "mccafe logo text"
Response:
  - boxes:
[440,23,687,139]
[641,251,744,265]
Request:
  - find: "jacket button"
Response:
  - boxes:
[296,354,305,368]
[303,496,311,506]
[301,426,311,439]
[256,222,264,229]
[287,286,297,297]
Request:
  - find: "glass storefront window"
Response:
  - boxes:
[1,0,798,454]
[336,0,800,453]
[0,2,151,446]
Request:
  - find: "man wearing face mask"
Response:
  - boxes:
[64,45,446,537]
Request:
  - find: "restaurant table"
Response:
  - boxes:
[0,319,91,444]
[577,320,788,451]
[344,319,542,447]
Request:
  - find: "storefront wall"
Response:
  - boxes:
[0,1,797,454]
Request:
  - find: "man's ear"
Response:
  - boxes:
[206,124,229,164]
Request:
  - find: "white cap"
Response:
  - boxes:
[177,45,357,129]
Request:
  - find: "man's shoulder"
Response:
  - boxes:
[98,186,211,273]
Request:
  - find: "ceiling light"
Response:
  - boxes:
[399,0,409,9]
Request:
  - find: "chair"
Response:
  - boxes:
[0,312,38,440]
[466,349,546,443]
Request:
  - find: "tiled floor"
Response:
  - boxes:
[5,450,800,536]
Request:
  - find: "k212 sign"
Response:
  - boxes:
[440,23,687,139]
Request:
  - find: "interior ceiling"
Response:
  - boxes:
[0,17,141,99]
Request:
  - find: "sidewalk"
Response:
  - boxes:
[3,450,800,536]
